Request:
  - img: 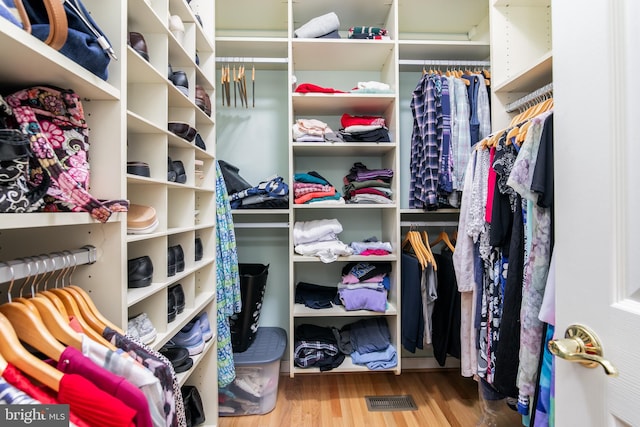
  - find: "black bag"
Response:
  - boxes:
[181,385,205,427]
[22,0,116,80]
[0,128,49,213]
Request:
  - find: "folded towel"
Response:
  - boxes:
[295,12,340,38]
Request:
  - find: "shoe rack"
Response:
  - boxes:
[0,0,219,424]
[126,0,219,423]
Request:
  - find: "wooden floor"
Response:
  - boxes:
[218,370,522,427]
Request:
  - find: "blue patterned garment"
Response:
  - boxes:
[215,160,242,388]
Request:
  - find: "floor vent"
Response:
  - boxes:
[365,395,418,412]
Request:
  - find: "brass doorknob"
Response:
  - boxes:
[548,324,618,377]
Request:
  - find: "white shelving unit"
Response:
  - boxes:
[489,0,552,129]
[214,0,493,374]
[0,0,219,425]
[126,0,219,424]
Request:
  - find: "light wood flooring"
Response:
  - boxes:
[218,369,523,427]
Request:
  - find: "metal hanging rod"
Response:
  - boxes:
[0,246,97,285]
[400,221,460,227]
[505,82,553,113]
[234,222,290,229]
[215,56,289,64]
[398,59,491,67]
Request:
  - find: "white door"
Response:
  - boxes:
[553,0,640,425]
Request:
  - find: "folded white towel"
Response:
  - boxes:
[294,12,340,38]
[293,219,343,245]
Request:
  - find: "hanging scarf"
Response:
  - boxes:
[215,160,242,388]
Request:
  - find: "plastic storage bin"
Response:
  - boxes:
[219,327,287,416]
[230,263,269,352]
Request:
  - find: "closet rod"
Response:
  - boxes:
[505,82,553,113]
[234,222,290,229]
[215,56,289,64]
[398,59,491,67]
[0,246,97,285]
[400,221,459,227]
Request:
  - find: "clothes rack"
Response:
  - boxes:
[215,56,289,65]
[400,221,460,228]
[505,82,553,113]
[0,246,97,285]
[233,222,290,229]
[398,59,491,67]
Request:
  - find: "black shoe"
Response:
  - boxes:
[194,237,203,261]
[168,246,176,277]
[172,160,186,184]
[160,345,190,369]
[194,133,206,150]
[128,256,153,288]
[168,290,177,323]
[170,245,185,272]
[168,122,197,142]
[170,283,185,314]
[169,70,189,97]
[127,161,151,177]
[168,157,177,182]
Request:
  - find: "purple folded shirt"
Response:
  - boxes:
[338,288,387,312]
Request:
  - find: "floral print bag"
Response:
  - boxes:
[3,85,127,222]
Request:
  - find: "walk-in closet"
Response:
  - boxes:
[2,0,638,426]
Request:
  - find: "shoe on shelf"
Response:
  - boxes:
[126,318,140,340]
[169,70,189,97]
[168,121,197,142]
[194,133,206,150]
[193,311,213,342]
[128,31,149,62]
[169,15,185,45]
[129,312,157,344]
[195,85,211,117]
[172,160,187,184]
[168,156,177,182]
[170,244,185,272]
[194,237,203,261]
[168,290,177,323]
[127,204,159,235]
[127,161,150,177]
[127,255,154,288]
[170,283,185,314]
[168,246,176,277]
[160,345,193,373]
[169,321,205,356]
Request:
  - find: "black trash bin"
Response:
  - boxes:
[230,263,269,352]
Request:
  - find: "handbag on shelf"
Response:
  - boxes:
[2,85,128,222]
[0,124,50,213]
[20,0,115,80]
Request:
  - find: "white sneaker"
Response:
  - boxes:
[131,312,157,344]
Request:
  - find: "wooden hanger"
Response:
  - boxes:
[68,285,124,335]
[430,230,456,252]
[0,300,66,361]
[0,312,62,392]
[402,230,430,269]
[505,124,521,146]
[43,252,119,350]
[8,256,83,350]
[419,230,438,270]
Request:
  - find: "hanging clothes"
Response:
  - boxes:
[215,160,242,388]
